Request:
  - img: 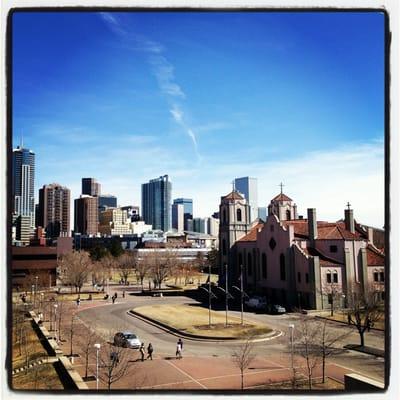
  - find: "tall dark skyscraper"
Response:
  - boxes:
[74,195,98,235]
[38,183,71,238]
[173,198,193,230]
[141,175,171,232]
[82,178,101,196]
[12,145,35,232]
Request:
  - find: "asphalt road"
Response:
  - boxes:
[76,288,385,381]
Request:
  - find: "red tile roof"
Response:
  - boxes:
[282,220,362,240]
[222,191,244,201]
[304,246,342,266]
[367,245,385,266]
[237,223,264,242]
[272,193,292,202]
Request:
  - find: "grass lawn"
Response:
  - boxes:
[133,304,272,338]
[56,292,105,302]
[12,363,64,390]
[325,311,385,330]
[12,314,64,390]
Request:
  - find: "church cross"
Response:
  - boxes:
[346,202,351,210]
[231,180,236,192]
[279,182,285,194]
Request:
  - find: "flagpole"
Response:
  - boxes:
[208,262,211,327]
[225,263,228,327]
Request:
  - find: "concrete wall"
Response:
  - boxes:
[344,373,384,391]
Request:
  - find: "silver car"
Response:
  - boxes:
[113,332,141,349]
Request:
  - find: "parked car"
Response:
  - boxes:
[267,304,286,314]
[113,332,141,349]
[245,296,267,310]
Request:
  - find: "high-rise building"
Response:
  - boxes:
[173,198,193,230]
[208,216,220,237]
[82,178,101,196]
[121,205,140,222]
[141,175,171,232]
[193,217,207,234]
[234,177,258,222]
[38,183,71,238]
[258,206,267,221]
[172,203,184,232]
[12,145,35,231]
[98,194,117,211]
[74,195,98,235]
[98,208,132,235]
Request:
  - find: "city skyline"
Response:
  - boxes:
[13,11,385,227]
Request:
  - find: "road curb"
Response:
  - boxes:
[127,310,282,343]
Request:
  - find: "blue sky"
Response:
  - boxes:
[12,11,385,227]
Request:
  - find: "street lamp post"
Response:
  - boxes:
[54,304,58,342]
[31,285,35,306]
[208,263,211,328]
[94,343,101,390]
[35,276,38,307]
[289,324,295,374]
[50,303,53,331]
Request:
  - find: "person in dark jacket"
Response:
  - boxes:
[139,343,145,362]
[147,343,153,360]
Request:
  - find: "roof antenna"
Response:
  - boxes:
[20,133,23,148]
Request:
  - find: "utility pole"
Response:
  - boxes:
[225,263,228,327]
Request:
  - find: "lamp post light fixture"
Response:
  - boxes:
[35,276,39,307]
[289,324,295,374]
[94,343,101,390]
[40,292,44,314]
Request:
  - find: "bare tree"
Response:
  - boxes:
[346,284,384,347]
[101,254,117,290]
[91,260,108,288]
[322,280,343,317]
[68,313,77,357]
[98,341,132,390]
[117,251,136,285]
[58,251,92,294]
[56,301,65,342]
[135,253,148,290]
[293,315,320,390]
[318,318,351,383]
[231,335,255,390]
[77,324,97,379]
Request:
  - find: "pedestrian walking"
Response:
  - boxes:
[122,291,125,298]
[76,298,81,307]
[139,343,145,362]
[177,338,183,351]
[176,342,182,359]
[147,343,153,360]
[366,317,371,332]
[114,292,118,299]
[112,295,116,304]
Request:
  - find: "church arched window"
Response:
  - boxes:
[222,239,227,255]
[236,208,242,222]
[280,253,286,280]
[247,253,252,276]
[261,253,267,279]
[286,210,291,220]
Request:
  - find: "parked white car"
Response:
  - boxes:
[245,296,267,310]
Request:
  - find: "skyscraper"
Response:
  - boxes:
[38,183,71,238]
[74,195,98,235]
[172,203,184,232]
[234,177,258,222]
[141,175,171,232]
[173,198,193,230]
[12,145,35,224]
[98,194,117,211]
[82,178,101,196]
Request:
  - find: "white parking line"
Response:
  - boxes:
[164,360,208,389]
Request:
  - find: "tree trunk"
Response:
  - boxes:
[322,352,326,383]
[241,371,244,390]
[359,330,365,347]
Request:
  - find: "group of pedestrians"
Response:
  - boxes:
[137,338,184,362]
[139,343,154,361]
